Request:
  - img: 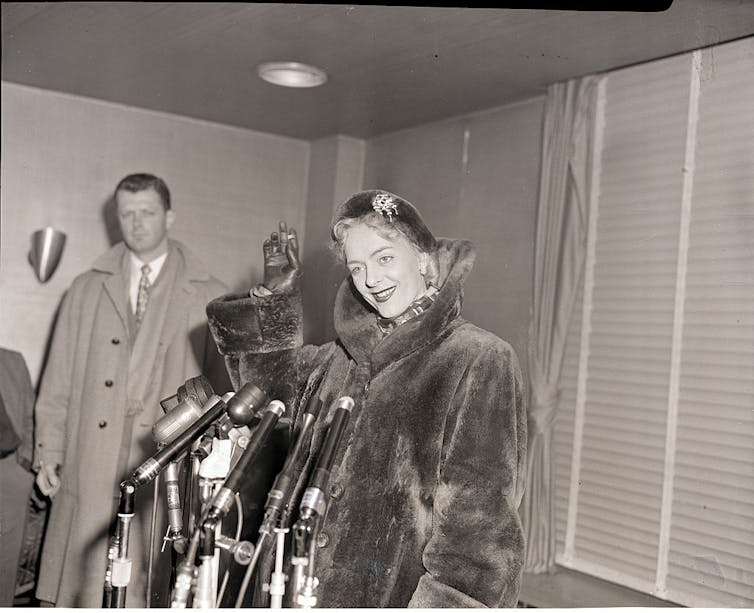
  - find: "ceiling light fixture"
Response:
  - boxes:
[257,61,328,88]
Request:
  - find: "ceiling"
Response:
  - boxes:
[2,2,753,140]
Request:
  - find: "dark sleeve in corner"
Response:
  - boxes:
[0,347,34,456]
[0,349,34,466]
[408,339,527,608]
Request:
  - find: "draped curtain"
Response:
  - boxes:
[521,74,603,574]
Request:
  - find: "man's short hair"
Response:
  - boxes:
[115,173,171,210]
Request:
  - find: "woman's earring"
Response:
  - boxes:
[420,262,427,276]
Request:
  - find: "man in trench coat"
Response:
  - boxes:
[33,173,230,607]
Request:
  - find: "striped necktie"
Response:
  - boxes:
[135,263,152,327]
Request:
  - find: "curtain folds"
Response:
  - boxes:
[521,74,603,574]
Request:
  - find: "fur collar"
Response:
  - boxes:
[333,238,476,372]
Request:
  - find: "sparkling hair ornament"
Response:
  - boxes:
[330,189,437,254]
[371,192,398,221]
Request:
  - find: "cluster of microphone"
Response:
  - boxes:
[133,380,268,487]
[103,374,354,609]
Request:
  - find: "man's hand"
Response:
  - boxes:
[262,221,301,293]
[36,461,61,498]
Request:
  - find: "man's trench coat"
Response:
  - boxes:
[34,239,229,607]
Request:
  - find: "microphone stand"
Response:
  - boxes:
[103,381,268,608]
[269,525,289,608]
[234,395,323,608]
[170,530,199,608]
[290,396,354,609]
[104,398,222,608]
[105,480,136,608]
[146,474,160,608]
[170,399,285,608]
[192,518,218,608]
[154,375,216,588]
[187,436,209,539]
[290,515,318,609]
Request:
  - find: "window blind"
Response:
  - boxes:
[553,37,754,607]
[568,51,691,592]
[665,39,754,608]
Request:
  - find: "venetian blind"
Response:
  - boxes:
[664,39,754,608]
[568,50,691,593]
[553,37,754,607]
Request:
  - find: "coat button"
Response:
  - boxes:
[316,532,330,549]
[329,483,343,499]
[111,338,120,345]
[99,420,107,428]
[105,380,114,387]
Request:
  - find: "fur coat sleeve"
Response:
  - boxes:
[206,288,329,415]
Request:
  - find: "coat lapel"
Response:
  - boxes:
[98,246,130,332]
[154,271,194,365]
[154,244,198,364]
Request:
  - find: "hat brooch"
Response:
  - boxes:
[372,192,398,221]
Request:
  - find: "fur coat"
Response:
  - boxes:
[207,238,527,607]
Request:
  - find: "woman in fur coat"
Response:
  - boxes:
[206,189,527,608]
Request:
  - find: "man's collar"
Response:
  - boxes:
[129,250,168,275]
[92,239,212,282]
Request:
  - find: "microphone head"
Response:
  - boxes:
[180,375,214,406]
[336,396,355,412]
[266,399,286,418]
[153,395,207,445]
[160,393,180,413]
[227,382,268,426]
[160,376,214,413]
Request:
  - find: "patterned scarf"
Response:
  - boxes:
[377,286,439,334]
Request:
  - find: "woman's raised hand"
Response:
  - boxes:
[262,221,301,292]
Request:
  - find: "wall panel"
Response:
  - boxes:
[0,82,309,384]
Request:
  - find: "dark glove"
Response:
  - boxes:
[262,221,301,293]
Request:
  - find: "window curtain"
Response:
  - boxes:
[521,74,603,574]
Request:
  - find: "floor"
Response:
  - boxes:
[518,566,678,608]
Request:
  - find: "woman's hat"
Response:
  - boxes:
[330,189,437,253]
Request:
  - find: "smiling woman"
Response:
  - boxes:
[338,221,430,319]
[332,191,440,323]
[206,188,528,607]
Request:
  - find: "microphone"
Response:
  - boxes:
[154,376,215,443]
[205,399,286,522]
[132,382,268,487]
[163,461,185,545]
[153,395,211,446]
[299,396,354,520]
[151,377,218,546]
[289,398,352,609]
[261,394,323,534]
[226,383,269,427]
